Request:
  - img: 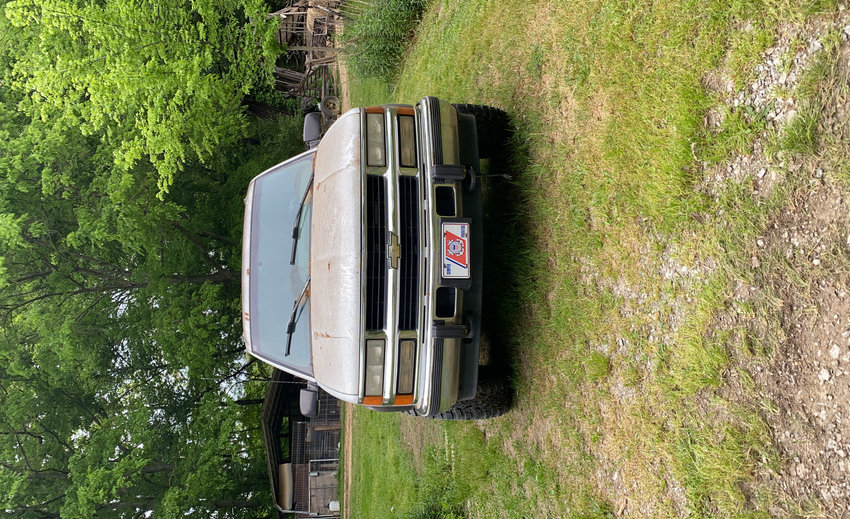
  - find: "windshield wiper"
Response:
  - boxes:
[290,173,314,265]
[285,276,310,356]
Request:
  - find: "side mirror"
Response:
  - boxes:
[299,385,319,418]
[303,112,322,149]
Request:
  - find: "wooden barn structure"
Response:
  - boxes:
[267,0,342,99]
[261,368,342,518]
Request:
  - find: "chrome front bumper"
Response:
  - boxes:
[413,97,482,417]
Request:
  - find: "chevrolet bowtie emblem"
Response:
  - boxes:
[388,233,401,269]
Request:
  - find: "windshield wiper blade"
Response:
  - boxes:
[290,173,314,265]
[285,276,310,356]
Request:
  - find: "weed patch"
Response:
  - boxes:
[340,0,426,81]
[673,408,774,517]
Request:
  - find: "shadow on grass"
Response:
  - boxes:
[479,127,534,390]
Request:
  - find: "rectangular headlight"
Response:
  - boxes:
[398,115,416,168]
[397,339,416,395]
[364,339,385,396]
[366,113,386,167]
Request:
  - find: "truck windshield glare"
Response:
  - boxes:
[246,153,313,375]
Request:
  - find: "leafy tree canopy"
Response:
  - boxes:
[0,107,304,516]
[0,0,307,507]
[3,0,281,195]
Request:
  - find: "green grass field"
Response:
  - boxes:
[343,0,849,517]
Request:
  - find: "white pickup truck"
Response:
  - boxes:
[242,97,511,419]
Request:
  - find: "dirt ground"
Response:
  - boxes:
[692,14,850,516]
[755,180,850,514]
[711,19,850,516]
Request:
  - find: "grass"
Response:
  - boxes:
[701,105,774,164]
[781,28,850,182]
[346,76,393,108]
[347,411,418,518]
[660,274,730,396]
[339,0,427,82]
[342,0,845,517]
[673,406,776,516]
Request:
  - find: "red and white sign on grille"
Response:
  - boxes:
[441,222,470,279]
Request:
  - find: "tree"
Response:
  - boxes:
[0,0,306,508]
[0,338,271,518]
[0,80,303,516]
[4,0,281,194]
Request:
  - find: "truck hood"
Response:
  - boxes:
[310,108,363,400]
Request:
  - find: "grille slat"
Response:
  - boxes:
[398,176,420,330]
[366,176,387,330]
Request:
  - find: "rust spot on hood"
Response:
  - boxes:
[313,332,343,339]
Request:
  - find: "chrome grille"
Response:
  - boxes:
[366,175,387,330]
[398,176,419,330]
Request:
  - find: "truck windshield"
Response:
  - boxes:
[248,153,314,376]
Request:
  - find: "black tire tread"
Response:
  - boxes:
[453,104,510,159]
[432,376,512,420]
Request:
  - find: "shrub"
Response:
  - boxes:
[341,0,427,81]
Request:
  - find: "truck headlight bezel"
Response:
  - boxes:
[396,339,416,395]
[398,115,416,168]
[366,112,386,167]
[364,339,386,397]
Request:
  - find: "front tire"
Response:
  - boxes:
[453,104,511,159]
[431,369,512,420]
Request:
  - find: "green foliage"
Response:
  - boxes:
[341,0,426,81]
[585,351,611,381]
[3,0,281,195]
[0,66,302,514]
[405,450,465,519]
